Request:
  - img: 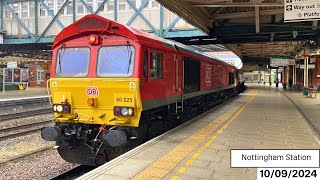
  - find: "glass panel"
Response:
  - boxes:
[13,3,19,17]
[39,3,46,16]
[128,0,136,10]
[118,0,126,11]
[150,52,162,79]
[151,0,159,8]
[97,0,105,12]
[86,0,93,12]
[55,47,90,77]
[107,0,114,11]
[30,2,35,17]
[47,0,54,14]
[97,46,135,77]
[22,2,29,18]
[77,1,85,14]
[66,0,72,14]
[58,0,65,14]
[5,6,12,19]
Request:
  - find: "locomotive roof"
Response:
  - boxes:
[53,14,235,68]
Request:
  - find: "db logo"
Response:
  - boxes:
[86,87,99,96]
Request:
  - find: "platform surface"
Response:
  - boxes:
[78,86,320,180]
[0,87,47,101]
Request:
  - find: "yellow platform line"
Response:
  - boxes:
[171,90,257,179]
[132,91,256,180]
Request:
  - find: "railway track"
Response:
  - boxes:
[0,120,52,141]
[50,165,95,180]
[0,97,49,107]
[0,109,53,122]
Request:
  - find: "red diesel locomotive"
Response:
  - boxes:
[41,14,240,165]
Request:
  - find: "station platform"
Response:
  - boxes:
[0,87,48,101]
[78,86,320,180]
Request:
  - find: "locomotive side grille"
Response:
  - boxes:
[76,17,109,32]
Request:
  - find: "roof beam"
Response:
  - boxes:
[255,7,260,33]
[191,2,284,7]
[213,8,283,20]
[156,0,209,34]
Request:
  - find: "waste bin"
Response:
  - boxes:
[292,85,298,91]
[303,87,309,96]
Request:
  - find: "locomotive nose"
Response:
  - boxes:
[41,126,61,141]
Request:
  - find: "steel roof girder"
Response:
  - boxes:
[126,0,149,26]
[36,0,70,42]
[95,0,108,14]
[79,0,94,14]
[0,0,3,29]
[39,0,64,29]
[163,16,180,36]
[3,1,34,38]
[126,0,159,36]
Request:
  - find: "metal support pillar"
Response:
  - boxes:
[114,0,118,21]
[0,0,3,29]
[276,69,278,87]
[73,0,76,22]
[269,68,271,86]
[35,0,39,37]
[304,56,308,87]
[293,64,296,85]
[160,5,164,37]
[283,66,287,89]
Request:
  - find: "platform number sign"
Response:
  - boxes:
[206,65,212,86]
[86,86,99,96]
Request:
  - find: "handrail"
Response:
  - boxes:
[46,79,52,105]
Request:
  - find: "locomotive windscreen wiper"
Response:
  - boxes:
[127,42,132,74]
[57,44,66,73]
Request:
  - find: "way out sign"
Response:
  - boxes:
[285,0,320,22]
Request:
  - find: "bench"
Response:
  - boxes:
[308,86,319,98]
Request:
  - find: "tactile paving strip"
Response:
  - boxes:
[132,104,242,179]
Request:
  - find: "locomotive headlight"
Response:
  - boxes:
[128,108,133,116]
[56,105,63,112]
[53,105,57,111]
[121,108,129,116]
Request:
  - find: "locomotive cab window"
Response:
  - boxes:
[150,52,163,79]
[143,50,148,78]
[97,45,135,77]
[55,47,90,77]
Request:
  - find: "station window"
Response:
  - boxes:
[143,50,148,78]
[150,52,163,79]
[128,0,136,10]
[57,0,66,15]
[66,0,73,14]
[118,0,126,11]
[150,0,159,8]
[30,2,35,17]
[47,0,54,15]
[77,1,85,14]
[5,6,12,19]
[97,0,106,12]
[107,0,114,12]
[39,3,46,16]
[37,68,45,82]
[13,3,19,17]
[86,0,93,12]
[21,2,29,18]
